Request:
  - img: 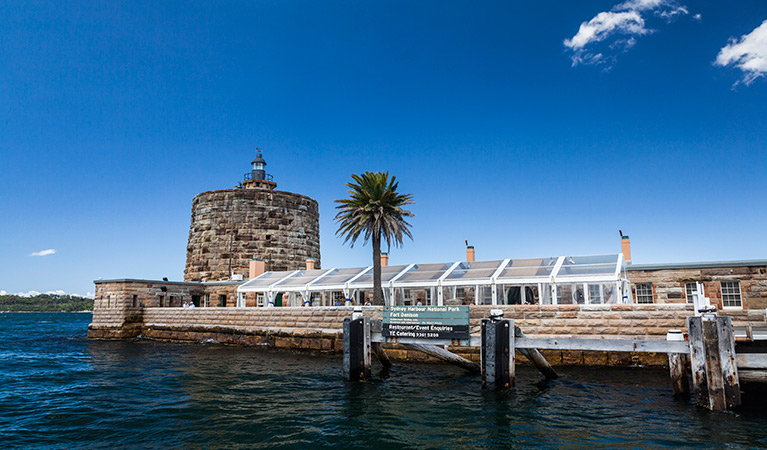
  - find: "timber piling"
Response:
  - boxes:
[344,308,767,412]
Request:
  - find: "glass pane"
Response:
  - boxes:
[540,284,552,304]
[556,255,619,278]
[498,258,558,279]
[563,254,619,265]
[635,283,654,304]
[588,284,602,304]
[479,286,493,305]
[351,264,411,285]
[273,269,332,288]
[557,285,573,304]
[445,260,504,281]
[313,267,369,287]
[557,263,616,277]
[240,271,293,288]
[685,283,698,304]
[721,282,742,308]
[395,263,454,283]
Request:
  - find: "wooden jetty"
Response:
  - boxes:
[342,308,767,412]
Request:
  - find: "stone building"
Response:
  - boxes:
[619,235,767,310]
[183,151,320,282]
[626,261,767,310]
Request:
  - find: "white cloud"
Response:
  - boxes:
[565,0,691,66]
[1,289,93,298]
[15,290,41,297]
[29,249,56,257]
[658,6,688,21]
[45,290,67,296]
[564,11,647,51]
[617,0,665,11]
[716,20,767,86]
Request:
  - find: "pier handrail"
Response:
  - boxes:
[371,332,691,354]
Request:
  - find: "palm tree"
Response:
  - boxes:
[335,171,414,305]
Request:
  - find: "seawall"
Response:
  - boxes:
[88,304,767,366]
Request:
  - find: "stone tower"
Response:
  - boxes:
[183,151,321,282]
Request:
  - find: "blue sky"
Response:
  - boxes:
[1,0,766,296]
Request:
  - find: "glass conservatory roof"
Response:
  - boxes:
[238,253,625,293]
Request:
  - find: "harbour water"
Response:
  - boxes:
[1,313,767,449]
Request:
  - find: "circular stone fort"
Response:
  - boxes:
[183,151,320,282]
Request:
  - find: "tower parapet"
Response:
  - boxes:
[241,149,277,190]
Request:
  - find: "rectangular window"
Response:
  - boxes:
[159,295,165,307]
[635,283,654,304]
[685,282,698,304]
[721,281,742,308]
[219,294,227,307]
[204,294,210,308]
[132,295,138,308]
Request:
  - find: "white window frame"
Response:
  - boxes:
[685,282,698,304]
[720,281,743,309]
[635,283,654,304]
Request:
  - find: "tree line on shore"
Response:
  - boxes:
[0,294,94,312]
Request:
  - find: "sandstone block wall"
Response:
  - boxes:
[94,280,206,309]
[184,189,320,282]
[88,304,767,366]
[202,283,241,307]
[95,280,242,309]
[627,264,767,309]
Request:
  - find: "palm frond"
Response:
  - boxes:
[334,171,415,248]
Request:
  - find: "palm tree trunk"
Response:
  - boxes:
[372,231,383,305]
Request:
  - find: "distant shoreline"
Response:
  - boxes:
[0,294,94,313]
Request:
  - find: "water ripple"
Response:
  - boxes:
[1,313,767,449]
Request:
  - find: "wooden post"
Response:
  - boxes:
[514,326,558,380]
[666,330,689,396]
[372,343,393,368]
[343,316,371,381]
[687,315,741,411]
[481,318,515,389]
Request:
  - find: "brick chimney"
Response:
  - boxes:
[249,258,265,278]
[306,258,315,270]
[381,252,389,267]
[621,235,632,264]
[466,245,475,262]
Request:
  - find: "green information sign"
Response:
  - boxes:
[383,306,470,340]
